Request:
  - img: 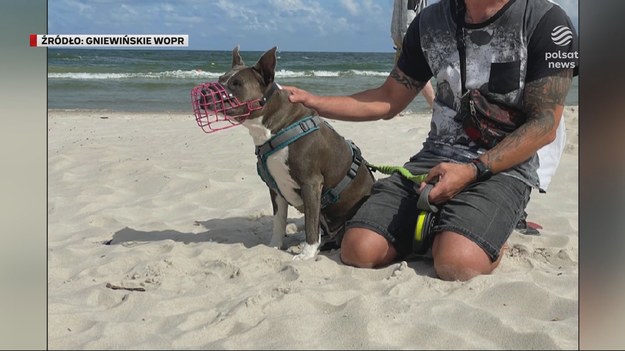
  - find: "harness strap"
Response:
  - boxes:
[320,140,364,209]
[255,115,323,161]
[255,116,369,209]
[256,116,323,197]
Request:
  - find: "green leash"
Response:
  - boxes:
[366,163,428,184]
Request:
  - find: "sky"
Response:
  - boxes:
[48,0,579,52]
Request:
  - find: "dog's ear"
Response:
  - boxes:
[232,45,244,68]
[253,46,277,85]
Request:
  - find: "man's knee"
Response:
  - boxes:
[340,247,370,268]
[340,228,396,268]
[432,231,501,281]
[340,230,378,268]
[434,260,486,281]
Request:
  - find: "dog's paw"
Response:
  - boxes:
[292,242,320,261]
[268,240,283,250]
[268,235,284,250]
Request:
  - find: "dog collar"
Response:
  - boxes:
[260,82,281,106]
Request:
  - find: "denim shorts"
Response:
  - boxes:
[346,156,531,261]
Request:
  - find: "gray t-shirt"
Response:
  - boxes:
[397,0,578,188]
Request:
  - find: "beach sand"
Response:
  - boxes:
[48,106,578,349]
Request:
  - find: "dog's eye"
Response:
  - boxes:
[231,79,242,88]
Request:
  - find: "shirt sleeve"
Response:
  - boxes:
[526,5,579,82]
[396,13,434,82]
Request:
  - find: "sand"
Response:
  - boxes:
[48,106,578,349]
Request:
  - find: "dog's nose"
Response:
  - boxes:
[200,89,223,112]
[198,90,210,110]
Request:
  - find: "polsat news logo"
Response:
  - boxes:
[545,25,577,70]
[30,34,188,47]
[551,25,573,46]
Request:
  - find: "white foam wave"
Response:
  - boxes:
[49,69,390,80]
[48,70,223,80]
[347,70,389,77]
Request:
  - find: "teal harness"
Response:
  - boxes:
[255,115,365,209]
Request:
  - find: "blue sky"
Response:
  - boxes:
[48,0,579,52]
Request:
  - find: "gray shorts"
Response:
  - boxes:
[347,156,531,261]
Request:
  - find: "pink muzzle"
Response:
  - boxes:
[191,82,264,133]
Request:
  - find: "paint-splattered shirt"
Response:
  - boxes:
[398,0,578,188]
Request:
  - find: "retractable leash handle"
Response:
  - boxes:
[366,162,439,254]
[416,183,438,213]
[413,182,439,254]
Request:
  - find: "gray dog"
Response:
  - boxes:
[193,47,374,260]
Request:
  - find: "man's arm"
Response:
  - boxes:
[480,69,573,173]
[282,66,425,122]
[423,69,573,205]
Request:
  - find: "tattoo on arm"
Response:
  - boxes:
[524,69,573,124]
[481,69,573,170]
[390,66,427,92]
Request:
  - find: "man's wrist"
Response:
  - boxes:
[471,158,493,182]
[468,161,479,181]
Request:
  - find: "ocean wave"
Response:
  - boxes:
[48,69,390,80]
[47,70,223,80]
[346,70,389,77]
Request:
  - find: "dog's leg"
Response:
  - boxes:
[293,180,322,260]
[269,189,288,249]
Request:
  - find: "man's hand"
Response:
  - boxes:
[281,85,315,106]
[419,162,476,204]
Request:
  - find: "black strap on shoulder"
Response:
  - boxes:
[455,0,467,94]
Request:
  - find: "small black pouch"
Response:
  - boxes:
[458,89,526,149]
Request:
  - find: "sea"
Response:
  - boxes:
[48,48,579,113]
